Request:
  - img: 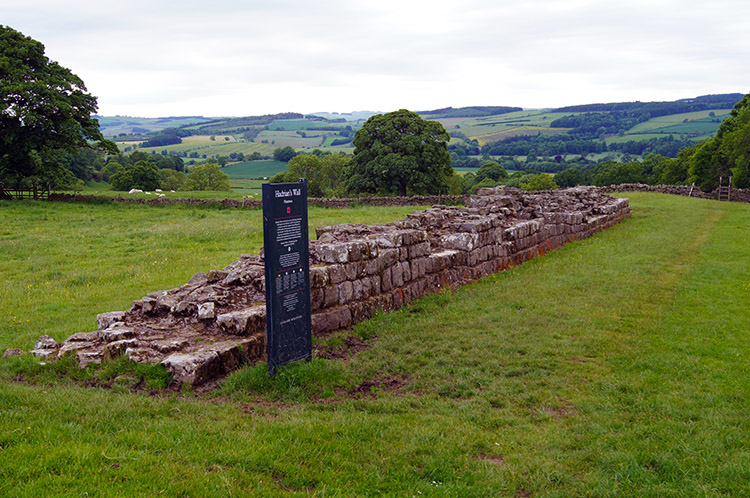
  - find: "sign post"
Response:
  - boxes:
[262,178,312,375]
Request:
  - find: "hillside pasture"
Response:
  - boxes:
[475,126,568,146]
[221,160,288,179]
[138,141,277,158]
[229,178,264,196]
[435,110,580,143]
[254,130,327,149]
[625,109,731,135]
[182,135,238,142]
[96,116,213,137]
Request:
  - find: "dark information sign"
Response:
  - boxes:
[262,178,312,375]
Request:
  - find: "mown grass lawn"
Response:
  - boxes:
[1,193,749,497]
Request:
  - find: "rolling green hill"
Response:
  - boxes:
[95,116,212,136]
[220,160,288,179]
[106,93,744,162]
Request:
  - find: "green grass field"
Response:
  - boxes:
[221,160,289,179]
[626,110,731,135]
[2,193,750,496]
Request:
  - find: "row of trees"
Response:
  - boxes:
[109,160,230,192]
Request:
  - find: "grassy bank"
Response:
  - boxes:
[1,193,749,496]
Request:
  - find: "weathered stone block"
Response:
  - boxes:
[327,264,346,284]
[197,302,215,320]
[310,266,329,288]
[151,338,191,354]
[76,351,102,369]
[58,338,97,359]
[365,256,384,275]
[360,277,372,298]
[96,311,126,330]
[352,279,364,301]
[207,270,228,283]
[162,351,222,385]
[339,280,354,304]
[2,348,26,359]
[34,335,58,351]
[391,264,404,287]
[189,272,208,285]
[311,306,352,334]
[171,300,194,316]
[370,232,403,248]
[215,306,265,335]
[401,261,412,282]
[411,258,426,280]
[343,261,365,281]
[65,331,98,343]
[316,243,350,264]
[310,287,324,311]
[440,232,479,252]
[408,241,431,259]
[323,285,340,308]
[369,275,381,296]
[104,339,139,360]
[381,248,398,266]
[98,327,136,343]
[380,267,392,292]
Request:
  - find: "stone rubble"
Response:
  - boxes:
[16,186,629,385]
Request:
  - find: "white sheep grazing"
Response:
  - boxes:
[156,193,166,197]
[155,189,163,192]
[128,189,143,194]
[145,192,152,195]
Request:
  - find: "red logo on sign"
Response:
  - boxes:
[287,207,291,214]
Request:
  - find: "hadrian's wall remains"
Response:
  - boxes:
[26,187,630,384]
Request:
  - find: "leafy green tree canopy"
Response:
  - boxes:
[475,161,508,183]
[182,162,231,191]
[0,25,116,188]
[522,173,559,191]
[345,109,452,196]
[273,146,297,162]
[159,168,186,191]
[685,93,750,191]
[101,161,123,182]
[554,168,586,188]
[110,161,161,191]
[270,152,349,197]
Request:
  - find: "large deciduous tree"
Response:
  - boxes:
[110,160,161,191]
[270,152,349,197]
[686,93,750,191]
[0,25,116,189]
[182,162,231,191]
[345,109,452,196]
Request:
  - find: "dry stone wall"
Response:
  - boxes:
[47,193,464,209]
[26,187,629,385]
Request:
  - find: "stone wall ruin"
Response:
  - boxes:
[27,186,630,385]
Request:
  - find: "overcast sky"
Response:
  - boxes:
[3,0,748,117]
